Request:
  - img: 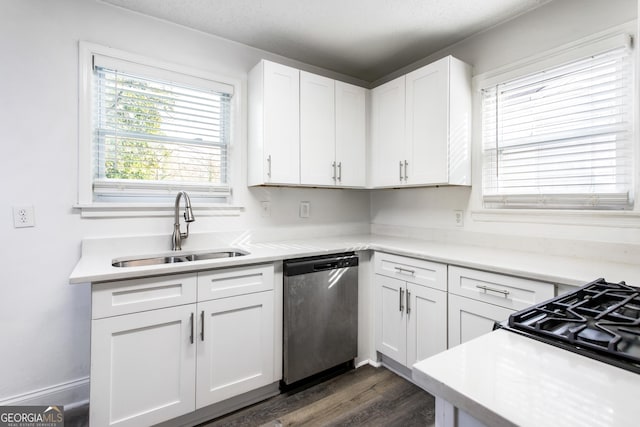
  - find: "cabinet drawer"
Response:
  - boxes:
[374,252,446,291]
[448,266,554,311]
[197,264,274,301]
[92,273,197,319]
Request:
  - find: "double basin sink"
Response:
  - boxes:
[112,249,249,268]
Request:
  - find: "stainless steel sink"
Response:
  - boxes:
[112,249,249,267]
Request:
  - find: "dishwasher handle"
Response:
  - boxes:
[283,252,358,276]
[313,261,338,271]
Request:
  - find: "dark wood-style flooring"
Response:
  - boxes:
[200,365,435,427]
[64,365,435,426]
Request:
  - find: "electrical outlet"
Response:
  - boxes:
[454,210,464,227]
[13,206,35,228]
[299,201,310,218]
[260,201,271,218]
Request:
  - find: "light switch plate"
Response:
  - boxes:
[299,201,310,218]
[260,201,271,218]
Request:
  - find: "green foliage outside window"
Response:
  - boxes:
[103,78,172,180]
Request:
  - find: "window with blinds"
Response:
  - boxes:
[481,43,633,209]
[91,56,233,201]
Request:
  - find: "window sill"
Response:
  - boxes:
[471,209,640,228]
[73,203,244,219]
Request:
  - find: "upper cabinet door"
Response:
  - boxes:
[300,71,336,186]
[335,81,366,187]
[405,57,449,185]
[263,61,300,184]
[371,75,406,187]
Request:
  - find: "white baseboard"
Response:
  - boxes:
[0,377,89,409]
[363,359,382,368]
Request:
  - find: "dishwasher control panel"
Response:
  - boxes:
[283,252,358,275]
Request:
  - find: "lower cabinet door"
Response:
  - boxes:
[90,305,196,427]
[196,291,274,408]
[448,293,515,347]
[375,274,407,365]
[406,284,447,367]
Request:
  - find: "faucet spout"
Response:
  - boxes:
[172,191,195,251]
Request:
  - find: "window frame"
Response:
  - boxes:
[474,29,636,211]
[77,41,242,216]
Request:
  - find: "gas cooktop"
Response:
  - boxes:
[497,278,640,374]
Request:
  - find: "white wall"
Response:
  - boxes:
[371,0,640,251]
[0,0,370,404]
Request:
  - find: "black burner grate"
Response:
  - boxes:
[501,278,640,374]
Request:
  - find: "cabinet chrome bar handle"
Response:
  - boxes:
[332,161,337,181]
[406,289,411,315]
[338,162,342,182]
[395,266,416,276]
[200,310,205,341]
[399,287,405,312]
[267,155,272,178]
[189,312,194,344]
[476,285,510,297]
[404,160,409,180]
[399,161,404,181]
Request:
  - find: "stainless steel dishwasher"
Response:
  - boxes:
[283,252,358,386]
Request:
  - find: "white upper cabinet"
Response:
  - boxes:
[405,59,449,185]
[300,71,336,186]
[250,60,366,188]
[300,73,367,187]
[335,81,366,187]
[371,55,472,188]
[371,75,406,187]
[248,60,300,186]
[249,56,470,189]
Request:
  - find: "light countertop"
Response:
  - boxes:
[412,329,640,427]
[69,233,640,286]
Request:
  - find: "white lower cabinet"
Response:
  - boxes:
[91,305,196,427]
[90,264,275,427]
[447,293,515,347]
[406,283,447,366]
[196,292,274,408]
[447,266,554,347]
[374,253,447,368]
[376,275,406,363]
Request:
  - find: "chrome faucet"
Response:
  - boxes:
[172,191,195,251]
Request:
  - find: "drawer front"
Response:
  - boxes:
[92,273,197,319]
[197,264,274,301]
[374,252,446,291]
[448,266,554,310]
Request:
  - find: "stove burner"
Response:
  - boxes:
[500,278,640,374]
[576,326,615,345]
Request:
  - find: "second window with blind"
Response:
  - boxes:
[80,42,235,204]
[481,36,634,210]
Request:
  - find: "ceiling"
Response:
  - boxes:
[101,0,554,83]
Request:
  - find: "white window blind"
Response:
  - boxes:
[92,56,232,201]
[481,43,633,209]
